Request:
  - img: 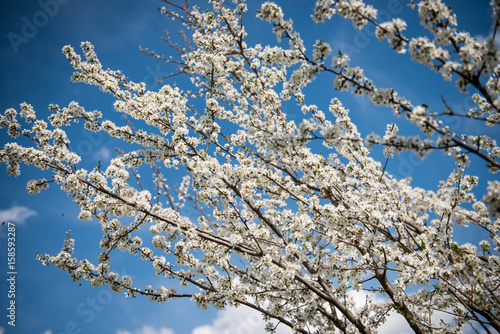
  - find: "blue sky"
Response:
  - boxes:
[0,1,498,334]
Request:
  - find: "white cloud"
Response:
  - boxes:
[43,331,53,334]
[191,294,444,334]
[349,290,487,334]
[192,306,291,334]
[120,293,490,334]
[0,326,4,334]
[116,325,174,334]
[0,205,36,225]
[378,312,413,334]
[348,290,412,334]
[92,146,112,161]
[476,32,500,49]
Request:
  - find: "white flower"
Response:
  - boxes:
[483,181,500,220]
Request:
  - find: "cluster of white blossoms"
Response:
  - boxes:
[2,0,500,333]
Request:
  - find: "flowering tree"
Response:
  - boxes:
[1,0,500,333]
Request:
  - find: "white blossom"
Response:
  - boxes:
[3,1,500,333]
